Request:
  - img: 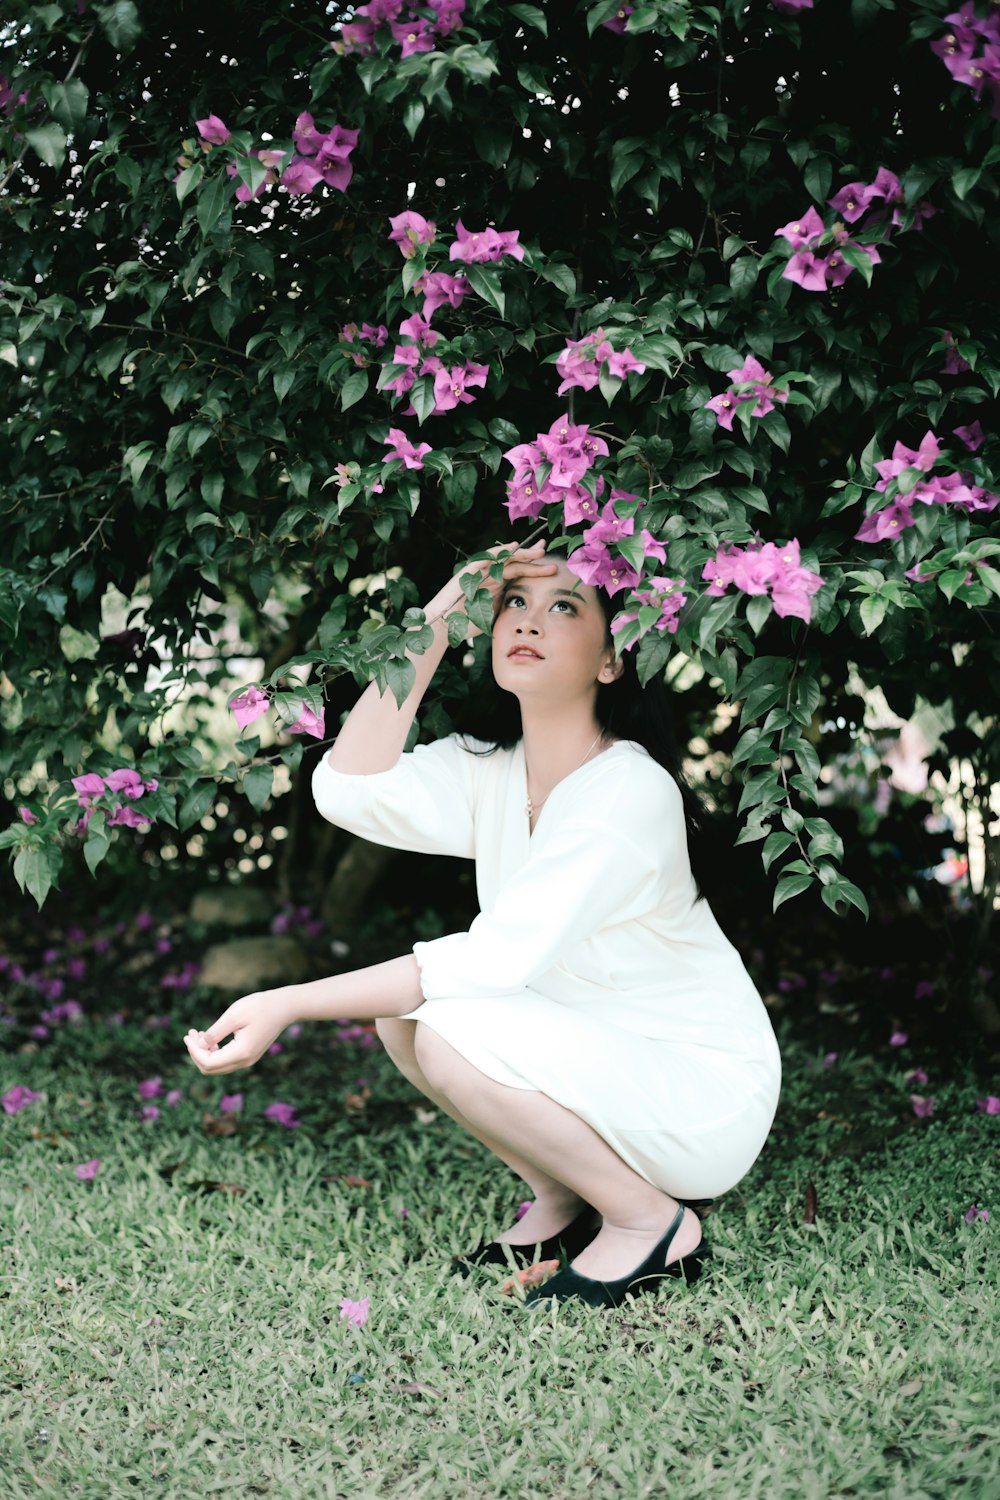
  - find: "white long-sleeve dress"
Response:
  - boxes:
[312,735,781,1200]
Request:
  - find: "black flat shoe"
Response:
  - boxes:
[453,1204,600,1278]
[523,1203,710,1309]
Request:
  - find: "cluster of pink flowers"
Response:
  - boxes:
[193,111,358,203]
[855,428,999,544]
[342,322,389,367]
[0,74,31,113]
[555,328,646,396]
[705,354,789,431]
[228,688,325,740]
[71,769,158,831]
[610,578,687,642]
[335,0,465,58]
[931,3,1000,117]
[568,494,668,598]
[775,168,932,292]
[702,539,824,622]
[503,414,611,525]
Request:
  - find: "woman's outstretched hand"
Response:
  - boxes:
[183,987,300,1076]
[423,540,557,636]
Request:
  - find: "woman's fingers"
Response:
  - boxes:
[183,1028,244,1075]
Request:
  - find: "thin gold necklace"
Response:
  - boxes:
[525,732,604,820]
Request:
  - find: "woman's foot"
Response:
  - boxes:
[524,1203,710,1309]
[568,1203,702,1281]
[495,1191,588,1248]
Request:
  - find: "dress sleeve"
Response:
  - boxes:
[310,734,478,858]
[413,756,685,999]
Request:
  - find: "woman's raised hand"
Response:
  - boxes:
[423,540,558,636]
[183,987,300,1076]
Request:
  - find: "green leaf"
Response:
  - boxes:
[773,870,814,911]
[41,79,90,131]
[538,262,577,297]
[249,559,273,605]
[25,122,67,171]
[410,378,437,426]
[179,782,217,830]
[509,3,547,34]
[96,0,143,51]
[13,845,61,909]
[243,763,274,811]
[196,173,229,238]
[341,370,369,411]
[860,595,887,634]
[729,258,759,297]
[952,166,981,201]
[762,830,796,872]
[403,98,425,140]
[464,263,506,319]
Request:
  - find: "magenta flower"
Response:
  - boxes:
[166,1089,183,1107]
[389,15,436,55]
[219,1092,244,1115]
[285,704,325,739]
[772,0,813,11]
[567,541,640,596]
[855,499,916,543]
[705,392,748,431]
[75,1159,101,1180]
[889,1030,908,1047]
[398,312,438,348]
[339,1296,370,1328]
[229,686,269,729]
[72,772,106,801]
[196,114,232,146]
[336,17,378,54]
[976,1095,1000,1114]
[432,361,488,412]
[606,348,646,379]
[910,1095,935,1118]
[822,1052,839,1069]
[285,114,358,195]
[611,577,687,647]
[388,211,437,258]
[701,539,823,622]
[905,1068,930,1086]
[964,1204,990,1223]
[384,428,432,469]
[3,1084,42,1115]
[449,219,525,264]
[775,207,825,248]
[264,1101,300,1128]
[601,5,634,30]
[941,330,972,374]
[514,1199,533,1221]
[953,420,985,451]
[140,1105,161,1122]
[18,805,39,824]
[415,270,468,320]
[782,249,831,292]
[137,1077,163,1099]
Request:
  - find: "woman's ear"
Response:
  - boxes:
[598,654,625,684]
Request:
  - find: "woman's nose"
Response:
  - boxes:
[515,616,541,634]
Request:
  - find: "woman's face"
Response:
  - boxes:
[490,558,621,707]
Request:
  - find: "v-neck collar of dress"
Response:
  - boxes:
[517,739,628,838]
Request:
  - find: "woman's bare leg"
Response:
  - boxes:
[376,1017,586,1243]
[411,1022,702,1279]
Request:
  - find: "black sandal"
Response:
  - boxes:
[523,1202,710,1309]
[453,1203,600,1278]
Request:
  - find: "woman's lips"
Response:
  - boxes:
[508,646,543,659]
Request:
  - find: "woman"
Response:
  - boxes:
[184,542,781,1309]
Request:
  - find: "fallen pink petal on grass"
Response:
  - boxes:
[339,1296,370,1328]
[910,1095,935,1118]
[74,1159,101,1180]
[2,1085,42,1115]
[264,1101,300,1128]
[964,1204,989,1223]
[975,1095,1000,1114]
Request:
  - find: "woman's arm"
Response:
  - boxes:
[182,954,424,1076]
[326,540,555,775]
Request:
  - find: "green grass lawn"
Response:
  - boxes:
[2,992,998,1500]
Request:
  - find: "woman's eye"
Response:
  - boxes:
[552,600,576,614]
[505,593,525,608]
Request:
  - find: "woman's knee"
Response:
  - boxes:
[412,1021,454,1091]
[374,1015,418,1060]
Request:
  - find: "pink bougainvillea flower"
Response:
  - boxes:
[514,1199,533,1221]
[940,330,972,374]
[285,114,358,194]
[75,1158,101,1180]
[953,420,985,451]
[138,1077,163,1099]
[264,1101,300,1128]
[432,361,488,412]
[281,156,324,195]
[3,1085,42,1115]
[397,312,438,348]
[705,392,749,431]
[889,1030,908,1047]
[140,1105,161,1121]
[449,219,525,263]
[219,1092,244,1115]
[964,1204,990,1223]
[285,704,325,739]
[781,249,831,292]
[430,0,466,38]
[605,347,646,379]
[196,114,231,146]
[18,806,39,824]
[910,1095,935,1118]
[229,686,270,729]
[775,206,825,248]
[772,0,813,12]
[104,768,146,800]
[822,1052,839,1069]
[610,577,687,647]
[854,499,916,543]
[567,540,640,596]
[905,1068,930,1086]
[166,1089,183,1107]
[976,1095,1000,1114]
[602,7,634,33]
[415,270,468,319]
[72,772,106,801]
[388,210,437,258]
[389,15,436,55]
[383,428,432,469]
[336,17,378,54]
[339,1296,370,1328]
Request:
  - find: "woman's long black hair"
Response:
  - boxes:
[453,582,718,903]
